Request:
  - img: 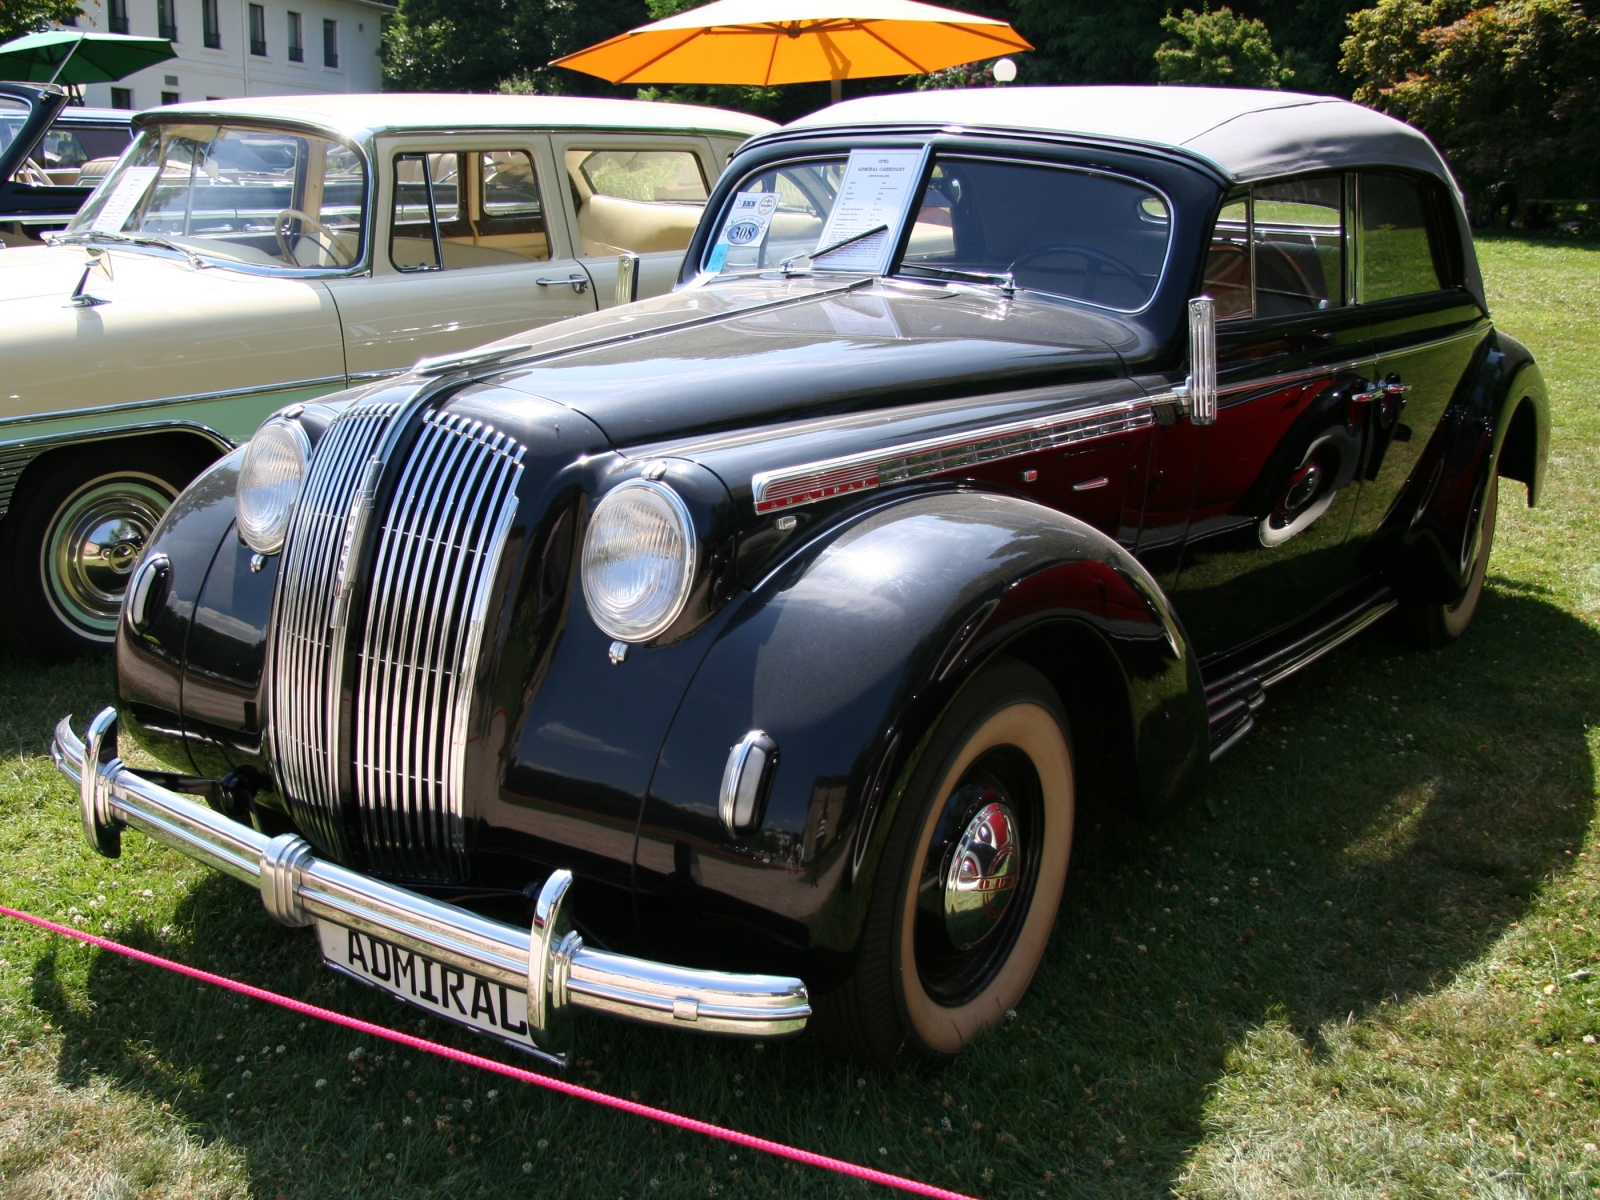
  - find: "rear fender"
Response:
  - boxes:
[636,488,1207,982]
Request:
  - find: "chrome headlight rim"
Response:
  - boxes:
[581,478,699,644]
[235,416,311,556]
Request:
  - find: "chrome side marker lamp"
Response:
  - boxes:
[720,730,778,836]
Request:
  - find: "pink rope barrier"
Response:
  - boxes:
[0,904,975,1200]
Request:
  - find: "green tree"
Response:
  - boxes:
[1156,5,1295,87]
[1341,0,1600,199]
[1,0,83,43]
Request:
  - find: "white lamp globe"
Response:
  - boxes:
[992,57,1017,83]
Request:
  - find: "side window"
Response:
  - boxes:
[1202,176,1345,319]
[1252,176,1342,315]
[1203,195,1251,319]
[564,148,708,255]
[390,149,548,272]
[1360,173,1446,302]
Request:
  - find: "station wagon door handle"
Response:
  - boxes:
[536,273,590,294]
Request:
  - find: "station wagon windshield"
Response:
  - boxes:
[67,123,367,270]
[704,154,1171,312]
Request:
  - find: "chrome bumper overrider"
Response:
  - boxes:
[53,708,809,1065]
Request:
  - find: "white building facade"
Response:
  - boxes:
[70,0,390,108]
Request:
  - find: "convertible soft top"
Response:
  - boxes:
[787,86,1455,189]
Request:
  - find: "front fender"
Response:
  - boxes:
[635,489,1206,983]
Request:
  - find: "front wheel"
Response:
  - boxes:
[0,441,213,660]
[813,658,1075,1065]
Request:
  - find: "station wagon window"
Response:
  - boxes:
[38,124,133,184]
[67,123,366,269]
[707,155,1172,312]
[389,149,550,271]
[564,148,708,255]
[1203,175,1345,320]
[1360,172,1446,301]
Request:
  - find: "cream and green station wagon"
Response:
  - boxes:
[0,93,771,657]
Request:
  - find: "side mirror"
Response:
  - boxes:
[1183,295,1217,425]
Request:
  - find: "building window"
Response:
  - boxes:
[158,0,177,41]
[161,91,180,105]
[111,87,133,109]
[108,0,128,34]
[288,12,304,62]
[203,0,221,48]
[323,19,339,68]
[249,4,267,56]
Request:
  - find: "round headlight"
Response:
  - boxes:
[236,417,309,555]
[581,480,697,643]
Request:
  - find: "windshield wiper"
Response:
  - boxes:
[896,262,1016,293]
[778,223,890,275]
[53,229,207,269]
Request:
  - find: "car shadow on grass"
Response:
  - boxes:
[22,583,1600,1199]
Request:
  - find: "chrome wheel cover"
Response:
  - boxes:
[42,472,176,642]
[943,800,1021,950]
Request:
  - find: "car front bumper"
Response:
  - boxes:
[53,708,809,1066]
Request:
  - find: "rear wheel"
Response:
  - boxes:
[0,441,213,660]
[1395,473,1499,648]
[813,658,1075,1065]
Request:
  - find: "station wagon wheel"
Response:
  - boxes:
[0,441,213,661]
[813,658,1074,1065]
[1395,472,1499,648]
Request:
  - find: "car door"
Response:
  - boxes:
[1345,171,1491,570]
[323,135,597,379]
[1164,176,1375,660]
[549,134,717,306]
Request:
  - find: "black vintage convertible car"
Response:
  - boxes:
[56,86,1548,1067]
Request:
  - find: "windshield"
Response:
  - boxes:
[703,153,1172,312]
[68,123,367,270]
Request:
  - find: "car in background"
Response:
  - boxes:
[1,82,132,247]
[54,87,1547,1067]
[0,92,771,657]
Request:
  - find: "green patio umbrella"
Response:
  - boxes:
[0,30,176,85]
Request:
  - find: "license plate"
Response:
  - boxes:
[317,920,542,1055]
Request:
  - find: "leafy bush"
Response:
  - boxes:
[1341,0,1600,200]
[1155,6,1295,88]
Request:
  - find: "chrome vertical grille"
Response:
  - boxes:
[270,397,399,860]
[268,401,525,881]
[353,412,524,881]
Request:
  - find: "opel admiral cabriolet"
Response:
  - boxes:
[55,87,1547,1067]
[0,92,769,657]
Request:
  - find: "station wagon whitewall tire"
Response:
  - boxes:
[816,659,1074,1064]
[0,442,213,660]
[1397,474,1499,648]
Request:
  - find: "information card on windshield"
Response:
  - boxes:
[90,165,159,234]
[811,147,929,273]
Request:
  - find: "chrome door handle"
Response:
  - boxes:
[1349,386,1383,404]
[1381,379,1410,397]
[536,273,590,294]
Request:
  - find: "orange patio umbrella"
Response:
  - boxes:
[551,0,1031,103]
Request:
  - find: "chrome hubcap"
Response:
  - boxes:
[943,800,1021,950]
[43,474,176,641]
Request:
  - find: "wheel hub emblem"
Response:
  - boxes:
[943,800,1020,950]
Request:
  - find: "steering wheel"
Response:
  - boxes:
[17,157,53,187]
[1007,243,1144,298]
[274,208,343,265]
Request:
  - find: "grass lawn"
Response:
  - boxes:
[1,233,1597,1200]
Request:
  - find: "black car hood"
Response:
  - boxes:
[488,275,1148,449]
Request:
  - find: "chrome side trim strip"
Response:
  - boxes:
[1214,322,1487,403]
[750,393,1158,514]
[1257,596,1396,689]
[54,710,810,1065]
[0,375,348,432]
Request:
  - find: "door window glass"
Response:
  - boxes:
[68,123,367,269]
[1361,173,1445,302]
[1252,176,1342,315]
[565,147,708,255]
[1204,196,1251,319]
[391,149,548,271]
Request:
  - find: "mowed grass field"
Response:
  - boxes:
[0,233,1596,1200]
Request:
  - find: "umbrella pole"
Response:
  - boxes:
[830,77,841,105]
[46,34,83,85]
